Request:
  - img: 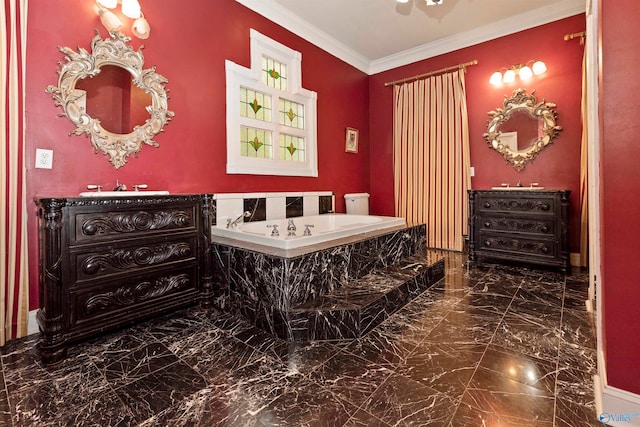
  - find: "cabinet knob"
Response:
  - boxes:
[483,202,491,208]
[540,246,549,254]
[484,222,491,228]
[541,203,550,211]
[484,241,492,247]
[540,226,549,233]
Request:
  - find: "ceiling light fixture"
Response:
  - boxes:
[489,60,546,86]
[95,0,150,39]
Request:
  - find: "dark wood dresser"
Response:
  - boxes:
[35,194,214,365]
[468,189,570,271]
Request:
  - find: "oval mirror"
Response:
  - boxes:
[46,31,174,168]
[483,89,561,171]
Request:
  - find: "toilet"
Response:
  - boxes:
[344,193,369,215]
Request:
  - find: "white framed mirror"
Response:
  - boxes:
[483,89,561,171]
[46,31,173,168]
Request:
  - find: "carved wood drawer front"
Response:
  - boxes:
[69,266,198,329]
[72,205,198,244]
[476,195,555,215]
[479,217,556,235]
[71,236,198,282]
[478,233,558,259]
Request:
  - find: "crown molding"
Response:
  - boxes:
[234,0,371,73]
[369,0,586,74]
[235,0,586,76]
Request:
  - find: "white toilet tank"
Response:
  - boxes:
[344,193,369,215]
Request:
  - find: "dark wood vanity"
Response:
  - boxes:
[468,189,570,271]
[35,194,214,365]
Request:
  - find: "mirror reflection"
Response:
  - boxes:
[483,89,561,171]
[497,109,543,152]
[75,65,152,134]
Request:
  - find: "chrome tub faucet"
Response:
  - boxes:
[227,211,251,228]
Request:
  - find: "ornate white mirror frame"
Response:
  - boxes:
[46,31,174,168]
[483,88,561,171]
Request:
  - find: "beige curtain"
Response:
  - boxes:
[393,70,471,251]
[579,46,589,267]
[1,0,30,345]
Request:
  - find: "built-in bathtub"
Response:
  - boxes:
[210,216,438,341]
[211,214,406,251]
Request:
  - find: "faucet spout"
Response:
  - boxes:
[113,180,127,191]
[226,211,251,228]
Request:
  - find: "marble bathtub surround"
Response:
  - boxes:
[0,252,599,426]
[212,224,444,341]
[214,191,334,226]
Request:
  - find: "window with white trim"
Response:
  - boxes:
[226,30,318,176]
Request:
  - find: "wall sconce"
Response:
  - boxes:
[489,60,546,86]
[96,0,150,39]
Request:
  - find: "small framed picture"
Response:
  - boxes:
[345,127,359,153]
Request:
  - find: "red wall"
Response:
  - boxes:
[25,0,370,308]
[601,0,640,395]
[368,16,586,254]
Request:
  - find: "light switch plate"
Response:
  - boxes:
[470,166,475,177]
[35,149,53,169]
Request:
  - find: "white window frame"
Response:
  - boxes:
[226,29,318,177]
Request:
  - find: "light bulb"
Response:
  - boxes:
[121,0,141,19]
[532,60,547,75]
[98,8,123,32]
[489,71,503,86]
[519,65,533,80]
[503,69,516,83]
[96,0,117,9]
[132,15,150,39]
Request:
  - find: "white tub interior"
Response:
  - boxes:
[211,214,406,250]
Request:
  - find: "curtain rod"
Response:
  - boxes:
[384,59,478,87]
[564,31,586,42]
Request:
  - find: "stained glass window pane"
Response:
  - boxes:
[279,98,305,129]
[279,134,305,162]
[241,126,273,158]
[240,87,271,122]
[261,55,287,91]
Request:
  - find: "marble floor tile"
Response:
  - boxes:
[254,376,359,426]
[396,341,486,398]
[307,351,393,407]
[0,252,602,426]
[362,374,459,426]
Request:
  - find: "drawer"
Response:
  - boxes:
[70,204,199,244]
[476,193,556,215]
[478,216,556,236]
[70,236,198,282]
[67,265,199,330]
[477,232,558,259]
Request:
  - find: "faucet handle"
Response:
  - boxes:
[133,184,148,191]
[303,224,314,236]
[267,224,280,237]
[86,184,102,192]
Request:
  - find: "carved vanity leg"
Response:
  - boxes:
[198,194,215,309]
[37,198,67,365]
